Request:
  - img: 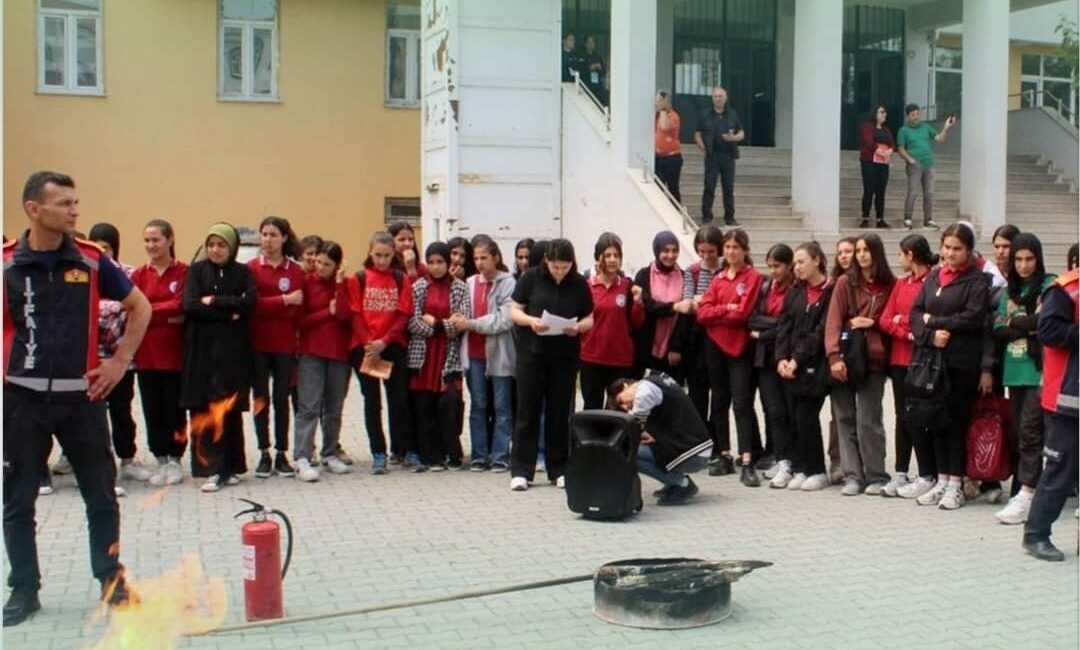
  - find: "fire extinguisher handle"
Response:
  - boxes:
[268,508,294,581]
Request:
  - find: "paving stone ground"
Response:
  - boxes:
[3,386,1078,649]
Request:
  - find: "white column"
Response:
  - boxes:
[791,0,842,233]
[610,0,657,171]
[960,0,1009,236]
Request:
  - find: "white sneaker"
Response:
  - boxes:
[323,456,351,475]
[38,483,55,496]
[916,481,946,506]
[769,461,793,489]
[510,477,529,491]
[800,474,830,491]
[939,484,965,510]
[763,462,783,480]
[200,475,222,493]
[899,477,935,499]
[296,459,319,483]
[164,460,184,485]
[786,472,807,490]
[995,492,1032,525]
[882,473,910,498]
[226,476,240,486]
[555,475,566,489]
[864,482,885,496]
[51,455,73,475]
[120,460,153,482]
[841,478,863,496]
[114,485,126,497]
[148,458,168,487]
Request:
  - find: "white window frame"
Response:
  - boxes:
[218,7,279,102]
[1020,54,1076,123]
[37,1,104,96]
[929,43,962,120]
[385,28,420,108]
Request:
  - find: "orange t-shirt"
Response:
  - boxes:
[655,109,681,157]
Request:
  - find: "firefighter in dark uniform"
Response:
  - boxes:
[3,171,151,626]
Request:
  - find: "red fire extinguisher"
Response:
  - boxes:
[234,498,294,621]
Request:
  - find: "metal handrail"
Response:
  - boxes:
[571,70,610,131]
[1009,88,1077,125]
[636,153,697,234]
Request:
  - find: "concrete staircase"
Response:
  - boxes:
[679,146,1078,270]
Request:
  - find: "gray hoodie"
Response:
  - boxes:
[460,271,518,377]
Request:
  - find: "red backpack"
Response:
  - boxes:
[965,395,1014,482]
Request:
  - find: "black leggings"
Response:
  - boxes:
[932,368,980,476]
[579,362,631,410]
[412,384,464,466]
[758,366,795,461]
[891,365,937,478]
[791,393,827,476]
[252,352,295,452]
[860,161,889,221]
[353,344,414,457]
[138,370,187,459]
[705,342,760,457]
[511,351,578,482]
[107,370,137,460]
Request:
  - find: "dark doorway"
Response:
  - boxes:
[671,0,777,146]
[840,5,906,150]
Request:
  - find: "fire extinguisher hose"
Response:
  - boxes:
[195,572,594,636]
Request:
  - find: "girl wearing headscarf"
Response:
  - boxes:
[993,233,1055,524]
[408,242,470,470]
[632,231,691,380]
[181,223,258,492]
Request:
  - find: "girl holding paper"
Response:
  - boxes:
[508,238,594,491]
[858,105,895,229]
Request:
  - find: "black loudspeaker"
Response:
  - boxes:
[566,410,643,520]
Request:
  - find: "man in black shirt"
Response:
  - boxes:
[694,86,744,226]
[609,373,713,505]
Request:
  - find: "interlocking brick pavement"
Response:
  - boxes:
[3,387,1077,649]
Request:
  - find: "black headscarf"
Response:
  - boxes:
[652,231,679,272]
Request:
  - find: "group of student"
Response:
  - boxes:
[46,216,1079,531]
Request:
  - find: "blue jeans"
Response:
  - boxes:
[637,445,709,487]
[466,361,512,464]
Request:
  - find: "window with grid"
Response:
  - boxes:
[38,0,103,95]
[1020,53,1076,122]
[931,45,962,119]
[219,0,278,101]
[384,197,421,226]
[386,4,421,107]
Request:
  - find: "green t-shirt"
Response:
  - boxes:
[995,275,1057,387]
[897,122,938,168]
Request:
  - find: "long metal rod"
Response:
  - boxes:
[193,573,595,637]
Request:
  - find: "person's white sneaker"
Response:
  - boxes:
[200,475,222,493]
[120,460,153,482]
[296,459,320,483]
[323,456,351,475]
[864,482,886,496]
[898,476,935,499]
[225,475,240,486]
[51,454,73,475]
[800,474,830,491]
[38,483,55,496]
[163,460,184,485]
[510,477,529,491]
[555,475,566,489]
[114,485,126,497]
[769,461,793,489]
[148,457,169,487]
[939,484,965,510]
[995,491,1032,525]
[916,481,946,506]
[786,472,807,490]
[841,478,863,496]
[882,473,910,497]
[763,461,783,480]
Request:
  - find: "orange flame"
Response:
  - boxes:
[88,554,228,650]
[252,396,269,417]
[171,424,188,447]
[188,394,239,470]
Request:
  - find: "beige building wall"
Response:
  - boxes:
[4,0,420,265]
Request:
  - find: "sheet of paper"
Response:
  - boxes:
[539,310,577,336]
[360,356,393,380]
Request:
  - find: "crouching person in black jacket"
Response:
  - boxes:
[608,373,713,505]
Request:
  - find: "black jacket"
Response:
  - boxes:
[642,373,713,471]
[180,258,258,409]
[910,265,990,374]
[747,278,788,370]
[775,280,835,397]
[631,265,682,369]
